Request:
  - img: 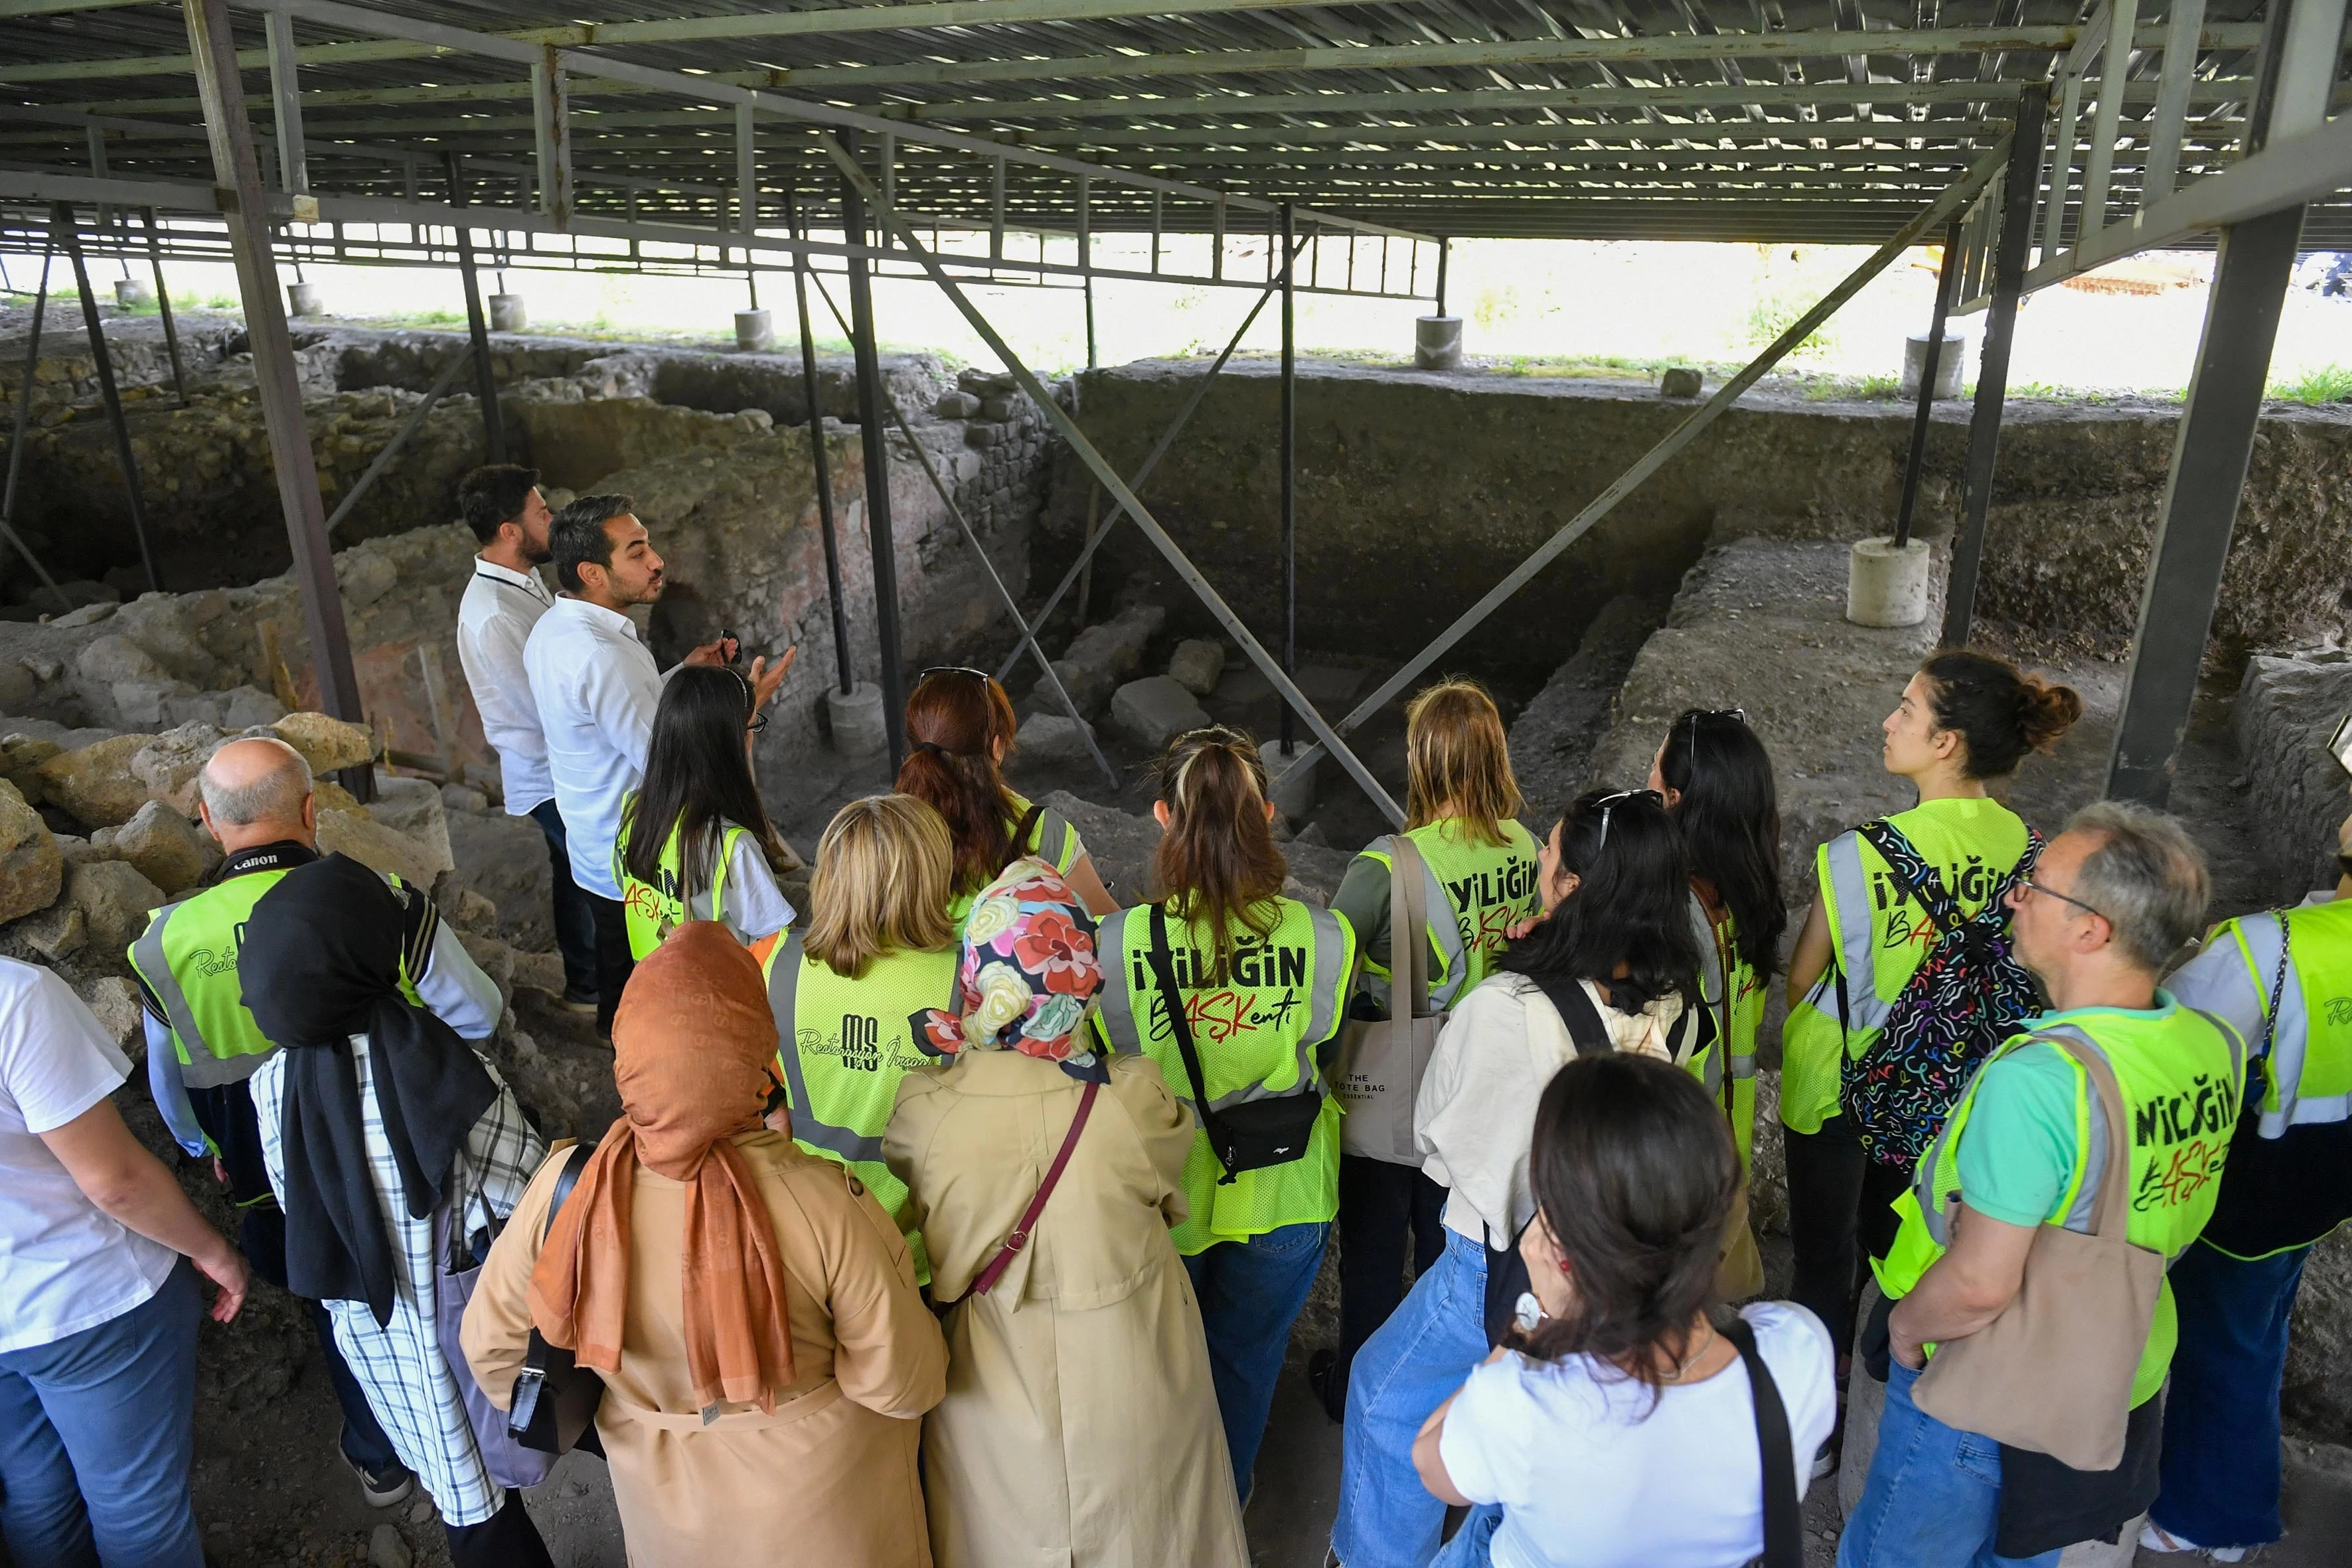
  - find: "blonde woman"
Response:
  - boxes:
[751,795,960,1283]
[1315,678,1544,1419]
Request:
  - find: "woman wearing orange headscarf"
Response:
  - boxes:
[461,921,947,1565]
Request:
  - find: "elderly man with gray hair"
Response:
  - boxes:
[125,737,413,1510]
[1839,803,2250,1568]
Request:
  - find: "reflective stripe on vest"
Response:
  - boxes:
[762,933,886,1165]
[126,885,282,1091]
[1356,834,1466,1009]
[1822,831,1891,1035]
[1359,819,1540,1011]
[2229,905,2352,1137]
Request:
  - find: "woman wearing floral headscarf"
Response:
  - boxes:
[887,860,1248,1568]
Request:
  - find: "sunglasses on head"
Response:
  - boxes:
[918,665,996,686]
[1682,706,1748,773]
[1590,787,1662,850]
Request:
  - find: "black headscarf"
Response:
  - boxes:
[241,853,497,1326]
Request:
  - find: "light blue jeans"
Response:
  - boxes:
[1838,1359,2062,1568]
[1330,1226,1490,1568]
[1430,1504,1503,1568]
[0,1259,204,1568]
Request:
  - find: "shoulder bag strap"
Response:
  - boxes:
[1855,818,1966,940]
[967,1080,1101,1298]
[1526,970,1614,1056]
[2256,912,2293,1067]
[1011,802,1046,866]
[2037,1032,2133,1240]
[1720,1315,1802,1568]
[1390,834,1434,1021]
[541,1139,599,1243]
[1149,904,1233,1182]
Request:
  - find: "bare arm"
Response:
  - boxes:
[41,1098,249,1322]
[1411,1387,1476,1507]
[1786,890,1832,1006]
[1887,1201,2036,1369]
[1063,852,1119,919]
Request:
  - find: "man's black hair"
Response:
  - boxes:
[455,464,542,545]
[550,493,637,593]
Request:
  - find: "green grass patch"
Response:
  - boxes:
[2270,364,2352,405]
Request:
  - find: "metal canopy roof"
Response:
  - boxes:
[2,0,2345,257]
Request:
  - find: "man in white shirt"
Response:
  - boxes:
[524,492,787,1033]
[453,464,597,1014]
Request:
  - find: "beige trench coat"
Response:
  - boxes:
[885,1050,1248,1568]
[462,1130,948,1568]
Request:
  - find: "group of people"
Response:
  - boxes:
[0,461,2345,1568]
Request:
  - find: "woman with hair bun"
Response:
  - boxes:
[894,667,1117,919]
[1780,649,2080,1474]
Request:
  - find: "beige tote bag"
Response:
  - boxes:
[1334,836,1445,1164]
[1911,1036,2163,1472]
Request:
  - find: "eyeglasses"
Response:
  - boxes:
[1591,787,1662,850]
[2019,876,2104,922]
[918,665,995,686]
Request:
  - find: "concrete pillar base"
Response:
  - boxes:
[824,681,889,757]
[1901,331,1966,400]
[736,309,775,352]
[285,281,321,317]
[487,293,527,333]
[1260,738,1318,822]
[1847,536,1932,628]
[113,278,153,308]
[1415,315,1464,371]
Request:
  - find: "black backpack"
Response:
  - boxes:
[1838,819,2045,1171]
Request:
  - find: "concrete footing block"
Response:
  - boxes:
[1415,315,1464,371]
[1901,331,1966,400]
[735,309,775,353]
[286,281,321,317]
[113,278,153,309]
[1846,536,1932,628]
[1260,739,1318,823]
[487,293,527,333]
[824,681,889,756]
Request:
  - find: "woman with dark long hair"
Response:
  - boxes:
[894,666,1117,919]
[1650,707,1786,1172]
[1410,1054,1836,1568]
[614,665,797,958]
[1330,787,1707,1568]
[1093,726,1357,1504]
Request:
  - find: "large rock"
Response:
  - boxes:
[443,809,553,951]
[1034,603,1166,716]
[1,901,86,963]
[0,779,62,923]
[366,775,453,877]
[76,975,145,1061]
[271,711,376,775]
[1109,674,1211,751]
[112,799,222,896]
[76,633,170,688]
[1,734,62,805]
[37,733,160,829]
[68,859,165,955]
[129,722,229,817]
[316,808,450,891]
[2236,651,2352,904]
[1167,638,1227,697]
[1014,711,1097,765]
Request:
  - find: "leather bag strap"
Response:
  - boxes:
[1721,1315,1802,1568]
[542,1139,598,1242]
[968,1080,1100,1298]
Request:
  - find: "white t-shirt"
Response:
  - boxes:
[1439,1301,1838,1568]
[0,959,179,1352]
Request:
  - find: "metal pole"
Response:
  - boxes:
[56,202,161,595]
[0,240,74,614]
[838,131,909,771]
[1279,200,1297,752]
[1893,215,1964,550]
[138,208,187,406]
[1084,272,1097,371]
[1435,236,1450,315]
[1943,82,2051,647]
[787,186,854,697]
[445,153,507,465]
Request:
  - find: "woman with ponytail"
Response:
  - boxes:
[894,667,1117,920]
[1093,726,1358,1504]
[1650,706,1786,1173]
[1780,650,2081,1478]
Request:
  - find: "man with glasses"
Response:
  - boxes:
[523,494,785,1034]
[1841,803,2248,1568]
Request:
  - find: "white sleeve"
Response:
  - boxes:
[415,922,504,1040]
[3,965,132,1133]
[725,837,797,943]
[2167,931,2269,1050]
[1434,1356,1522,1508]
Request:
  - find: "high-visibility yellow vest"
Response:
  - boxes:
[1355,818,1542,1014]
[1874,1000,2246,1409]
[946,793,1084,925]
[1094,896,1355,1253]
[128,874,287,1091]
[1687,902,1763,1172]
[615,793,748,960]
[753,930,959,1285]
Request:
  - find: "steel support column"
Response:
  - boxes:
[0,240,73,614]
[1943,82,2051,647]
[839,132,908,769]
[787,186,853,697]
[137,208,187,406]
[56,202,160,595]
[1893,215,1963,549]
[445,153,507,464]
[1435,236,1449,315]
[183,0,370,785]
[1278,199,1297,751]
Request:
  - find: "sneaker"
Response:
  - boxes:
[343,1451,415,1510]
[554,988,598,1016]
[2137,1522,2246,1562]
[1810,1443,1838,1481]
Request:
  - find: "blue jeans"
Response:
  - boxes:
[0,1259,204,1568]
[2150,1238,2312,1550]
[528,797,599,1000]
[1429,1504,1503,1568]
[1331,1226,1490,1568]
[1183,1219,1330,1502]
[1839,1359,2060,1568]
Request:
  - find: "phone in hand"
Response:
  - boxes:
[719,627,738,665]
[2331,713,2352,779]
